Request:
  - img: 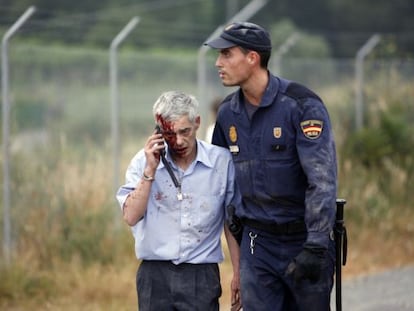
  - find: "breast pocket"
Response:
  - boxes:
[264,157,297,197]
[234,159,254,197]
[262,138,301,198]
[197,195,223,233]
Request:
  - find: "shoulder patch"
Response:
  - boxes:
[300,120,323,139]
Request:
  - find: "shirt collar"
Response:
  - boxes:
[195,140,214,168]
[230,72,280,112]
[157,140,213,170]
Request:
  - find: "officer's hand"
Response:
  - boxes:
[285,245,326,283]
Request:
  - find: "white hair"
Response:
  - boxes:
[152,90,199,123]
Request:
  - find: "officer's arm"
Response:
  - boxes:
[296,98,337,249]
[211,119,228,148]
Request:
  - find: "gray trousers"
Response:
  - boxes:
[136,260,221,311]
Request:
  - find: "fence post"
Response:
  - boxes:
[355,34,381,130]
[272,32,300,75]
[198,0,268,137]
[2,5,36,266]
[109,17,139,202]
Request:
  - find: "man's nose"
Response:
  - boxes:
[175,133,185,145]
[215,55,221,67]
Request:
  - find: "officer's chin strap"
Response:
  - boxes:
[335,198,347,311]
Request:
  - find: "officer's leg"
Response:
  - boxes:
[240,229,292,311]
[290,240,335,311]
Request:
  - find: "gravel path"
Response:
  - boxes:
[332,265,414,311]
[221,265,414,310]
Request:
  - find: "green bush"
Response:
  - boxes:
[344,102,414,168]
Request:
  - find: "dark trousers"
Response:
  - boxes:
[240,228,335,311]
[136,260,222,311]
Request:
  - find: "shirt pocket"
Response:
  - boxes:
[196,195,224,234]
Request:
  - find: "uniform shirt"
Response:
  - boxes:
[116,140,241,265]
[212,74,337,249]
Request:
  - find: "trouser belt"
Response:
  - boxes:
[241,218,307,235]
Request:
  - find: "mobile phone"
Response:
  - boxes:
[154,125,166,154]
[155,124,162,134]
[154,125,179,189]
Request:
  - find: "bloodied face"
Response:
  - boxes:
[156,114,200,160]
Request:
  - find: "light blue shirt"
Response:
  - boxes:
[116,140,241,265]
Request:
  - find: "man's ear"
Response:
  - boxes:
[248,51,259,65]
[194,116,201,129]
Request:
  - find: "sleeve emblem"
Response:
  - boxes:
[300,120,323,139]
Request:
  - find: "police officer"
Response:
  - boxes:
[205,22,337,311]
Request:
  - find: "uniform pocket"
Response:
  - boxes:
[234,159,253,197]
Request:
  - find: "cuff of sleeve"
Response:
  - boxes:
[306,231,331,249]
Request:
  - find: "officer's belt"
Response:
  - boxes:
[241,218,306,235]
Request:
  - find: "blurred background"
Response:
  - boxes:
[1,0,413,310]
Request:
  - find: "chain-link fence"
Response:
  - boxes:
[5,43,414,149]
[1,42,414,261]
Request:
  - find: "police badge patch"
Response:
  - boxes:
[228,126,239,154]
[300,120,323,139]
[229,126,237,143]
[273,127,282,138]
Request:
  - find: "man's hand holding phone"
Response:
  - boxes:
[143,125,165,175]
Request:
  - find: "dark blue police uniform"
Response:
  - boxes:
[212,74,337,311]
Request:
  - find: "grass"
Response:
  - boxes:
[1,137,414,310]
[1,224,413,310]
